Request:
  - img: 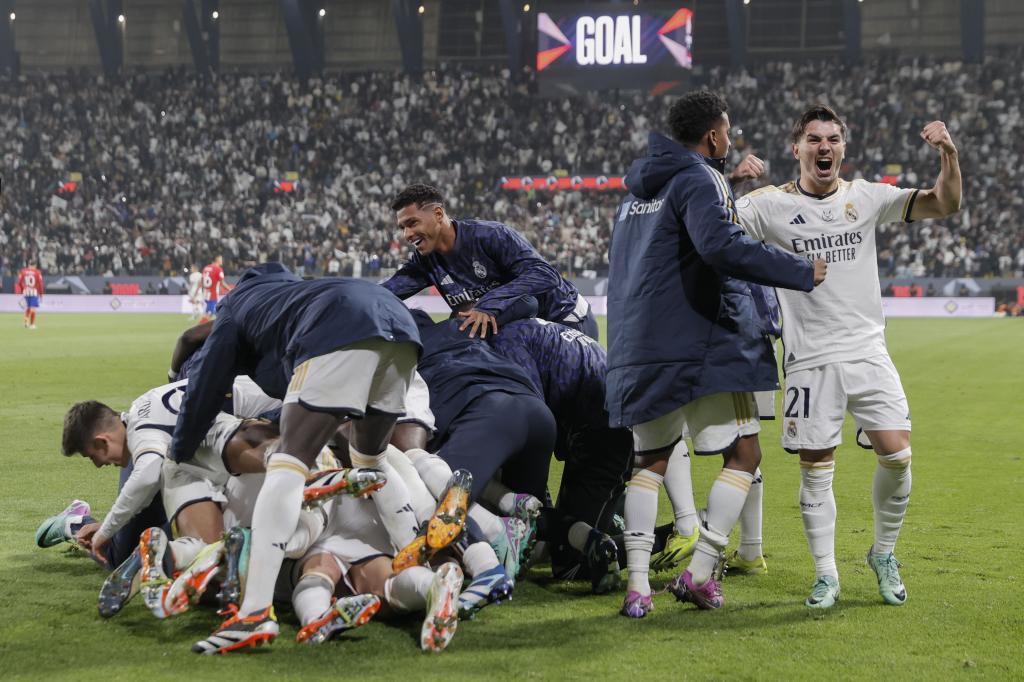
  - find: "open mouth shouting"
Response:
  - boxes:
[814,156,834,179]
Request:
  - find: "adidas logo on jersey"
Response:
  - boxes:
[440,274,454,286]
[790,214,807,225]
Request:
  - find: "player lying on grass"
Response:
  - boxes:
[280,467,490,653]
[170,263,426,654]
[735,105,961,610]
[51,381,381,618]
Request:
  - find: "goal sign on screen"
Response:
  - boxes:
[536,5,692,93]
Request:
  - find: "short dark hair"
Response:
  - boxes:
[667,90,729,146]
[792,104,848,144]
[62,401,119,456]
[391,184,445,212]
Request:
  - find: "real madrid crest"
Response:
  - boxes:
[787,420,798,438]
[845,202,859,222]
[821,209,835,223]
[473,260,487,279]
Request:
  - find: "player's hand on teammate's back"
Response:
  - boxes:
[729,154,766,185]
[921,121,957,155]
[458,309,498,338]
[813,259,828,286]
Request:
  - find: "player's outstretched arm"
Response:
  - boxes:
[170,318,242,463]
[908,121,962,220]
[381,261,431,299]
[684,172,817,292]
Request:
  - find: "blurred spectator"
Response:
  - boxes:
[1,52,1021,279]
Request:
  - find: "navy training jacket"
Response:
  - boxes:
[382,218,581,324]
[170,263,420,462]
[409,309,542,437]
[605,133,814,428]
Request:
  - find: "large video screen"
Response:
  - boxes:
[536,4,693,94]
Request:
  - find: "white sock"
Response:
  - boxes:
[872,448,912,556]
[481,479,516,514]
[468,505,505,543]
[623,468,662,595]
[385,447,437,525]
[168,536,206,570]
[284,508,327,559]
[738,468,764,561]
[351,444,420,550]
[292,572,334,626]
[384,565,434,612]
[64,514,86,540]
[800,461,838,580]
[407,448,453,498]
[664,441,698,536]
[462,541,500,577]
[689,468,754,584]
[240,453,308,616]
[567,521,593,552]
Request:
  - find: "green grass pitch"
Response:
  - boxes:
[0,313,1021,680]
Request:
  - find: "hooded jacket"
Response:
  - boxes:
[170,263,420,462]
[605,133,814,428]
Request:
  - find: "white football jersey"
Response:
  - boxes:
[123,380,189,464]
[125,378,264,467]
[736,179,918,372]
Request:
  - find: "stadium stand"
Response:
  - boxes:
[1,49,1022,280]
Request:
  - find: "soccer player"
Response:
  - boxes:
[173,263,422,654]
[381,183,598,340]
[735,105,962,609]
[17,262,44,329]
[200,256,228,323]
[606,90,826,618]
[488,316,634,594]
[186,265,204,320]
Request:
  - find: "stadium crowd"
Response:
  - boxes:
[1,48,1022,280]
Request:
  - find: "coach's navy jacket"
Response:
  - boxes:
[383,218,581,324]
[410,309,542,437]
[605,133,814,428]
[170,263,420,462]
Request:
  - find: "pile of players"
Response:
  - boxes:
[36,94,960,653]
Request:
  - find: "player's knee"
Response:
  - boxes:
[799,447,835,464]
[877,446,911,470]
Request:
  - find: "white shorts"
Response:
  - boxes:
[222,473,264,529]
[754,391,776,420]
[162,459,228,526]
[398,370,435,433]
[780,355,911,451]
[284,339,418,416]
[160,412,241,524]
[305,496,394,572]
[633,392,761,456]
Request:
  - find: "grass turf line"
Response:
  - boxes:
[0,313,1021,680]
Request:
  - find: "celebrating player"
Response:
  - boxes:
[172,263,423,654]
[17,262,44,329]
[381,183,598,340]
[735,105,962,610]
[200,256,228,323]
[606,90,825,618]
